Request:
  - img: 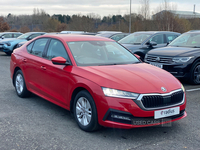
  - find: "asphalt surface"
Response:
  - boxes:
[0,51,200,150]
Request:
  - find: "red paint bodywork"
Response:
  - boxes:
[10,34,187,129]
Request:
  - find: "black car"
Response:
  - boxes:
[96,31,129,41]
[118,31,180,60]
[145,30,200,84]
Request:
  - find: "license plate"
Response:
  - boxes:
[0,45,2,48]
[154,107,180,119]
[150,62,163,69]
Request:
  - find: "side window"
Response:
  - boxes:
[4,34,12,38]
[149,34,164,44]
[111,34,126,41]
[27,42,34,53]
[166,34,178,43]
[13,34,21,38]
[30,38,48,57]
[28,33,43,40]
[46,39,69,60]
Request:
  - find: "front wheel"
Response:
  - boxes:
[5,52,12,56]
[73,90,100,132]
[189,62,200,84]
[14,70,31,97]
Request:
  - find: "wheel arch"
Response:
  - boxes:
[12,67,21,86]
[70,87,89,114]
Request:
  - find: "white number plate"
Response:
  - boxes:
[150,62,163,69]
[154,107,180,119]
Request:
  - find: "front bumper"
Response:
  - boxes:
[0,44,12,52]
[98,91,186,129]
[102,108,186,129]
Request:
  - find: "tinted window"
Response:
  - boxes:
[4,34,12,38]
[149,34,164,44]
[30,38,48,57]
[46,39,69,60]
[27,42,34,53]
[13,34,21,38]
[166,34,178,43]
[119,33,152,44]
[28,33,44,40]
[110,34,128,41]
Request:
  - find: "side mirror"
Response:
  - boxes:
[51,56,70,65]
[1,36,4,39]
[134,54,141,60]
[146,41,157,47]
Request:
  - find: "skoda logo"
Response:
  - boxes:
[156,57,160,62]
[161,87,167,92]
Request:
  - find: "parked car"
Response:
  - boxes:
[16,32,59,48]
[0,32,22,41]
[96,31,129,41]
[10,34,186,132]
[145,30,200,84]
[118,31,180,60]
[0,32,46,55]
[60,31,97,35]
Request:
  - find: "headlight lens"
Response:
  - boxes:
[181,84,185,92]
[102,87,139,99]
[172,57,193,63]
[5,42,11,46]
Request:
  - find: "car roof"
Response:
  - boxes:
[40,34,114,42]
[131,31,180,34]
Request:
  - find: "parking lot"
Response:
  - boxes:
[0,51,200,150]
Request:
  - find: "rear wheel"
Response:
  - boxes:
[14,70,31,97]
[189,62,200,84]
[73,90,100,132]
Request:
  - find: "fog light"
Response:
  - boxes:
[111,115,131,121]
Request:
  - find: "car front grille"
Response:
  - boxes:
[141,90,184,109]
[146,55,172,63]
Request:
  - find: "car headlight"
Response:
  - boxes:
[5,42,11,46]
[181,84,185,92]
[172,57,193,63]
[102,87,139,99]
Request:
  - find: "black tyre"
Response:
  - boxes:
[73,90,100,132]
[5,52,12,56]
[189,62,200,84]
[14,70,31,98]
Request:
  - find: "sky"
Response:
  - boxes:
[0,0,200,18]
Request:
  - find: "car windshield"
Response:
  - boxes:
[118,33,152,44]
[169,33,200,48]
[68,41,140,66]
[17,33,32,39]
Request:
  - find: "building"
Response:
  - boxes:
[152,10,200,19]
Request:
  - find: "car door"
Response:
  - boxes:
[37,39,73,106]
[148,34,166,48]
[22,38,49,95]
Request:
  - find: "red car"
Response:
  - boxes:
[10,34,187,132]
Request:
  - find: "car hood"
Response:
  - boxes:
[121,44,142,50]
[0,38,16,43]
[147,46,200,57]
[73,63,181,94]
[0,38,27,43]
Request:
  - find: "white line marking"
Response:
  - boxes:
[186,88,200,92]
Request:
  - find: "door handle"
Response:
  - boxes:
[40,66,46,70]
[23,59,27,62]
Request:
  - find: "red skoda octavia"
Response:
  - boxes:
[10,34,187,132]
